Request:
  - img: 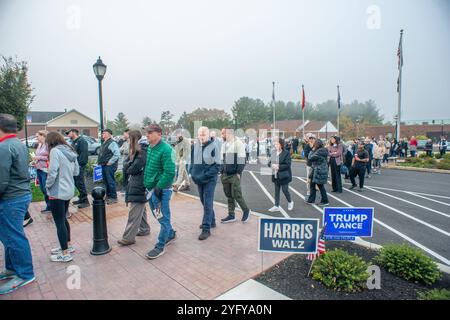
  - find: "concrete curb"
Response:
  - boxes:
[385,165,450,174]
[215,279,291,300]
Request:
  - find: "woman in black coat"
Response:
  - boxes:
[268,138,294,212]
[118,130,151,246]
[306,139,329,206]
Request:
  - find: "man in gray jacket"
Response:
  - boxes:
[0,114,35,295]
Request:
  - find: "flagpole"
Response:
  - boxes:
[337,85,340,136]
[302,85,305,139]
[396,29,404,142]
[272,81,276,136]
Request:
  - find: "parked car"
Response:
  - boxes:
[21,136,38,148]
[65,135,100,155]
[83,136,101,155]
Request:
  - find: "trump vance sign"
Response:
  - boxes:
[323,207,374,240]
[258,218,319,254]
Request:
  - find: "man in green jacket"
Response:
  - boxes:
[143,124,176,259]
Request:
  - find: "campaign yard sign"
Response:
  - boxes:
[258,218,319,254]
[323,207,374,240]
[93,165,103,182]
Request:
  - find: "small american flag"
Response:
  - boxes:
[307,224,326,261]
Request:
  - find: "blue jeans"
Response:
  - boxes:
[102,163,118,199]
[148,188,174,249]
[36,169,50,210]
[197,178,217,231]
[0,194,34,280]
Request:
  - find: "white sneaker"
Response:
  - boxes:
[268,206,281,212]
[50,253,73,263]
[288,202,294,211]
[306,191,310,196]
[51,246,75,255]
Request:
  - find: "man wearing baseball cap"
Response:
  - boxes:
[143,124,176,259]
[97,128,120,204]
[66,129,89,208]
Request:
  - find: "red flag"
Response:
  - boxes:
[301,85,305,111]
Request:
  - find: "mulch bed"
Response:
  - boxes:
[255,241,450,300]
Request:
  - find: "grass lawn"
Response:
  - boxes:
[31,182,79,202]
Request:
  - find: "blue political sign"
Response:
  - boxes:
[323,207,374,240]
[258,218,319,254]
[93,165,103,182]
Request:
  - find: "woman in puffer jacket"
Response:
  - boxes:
[118,130,151,246]
[306,139,329,206]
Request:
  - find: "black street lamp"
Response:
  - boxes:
[93,56,107,142]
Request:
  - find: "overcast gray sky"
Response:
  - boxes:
[1,0,449,125]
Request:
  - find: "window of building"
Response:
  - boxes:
[71,120,78,124]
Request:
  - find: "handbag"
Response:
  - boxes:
[340,164,349,175]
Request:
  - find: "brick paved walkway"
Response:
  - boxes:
[0,193,288,300]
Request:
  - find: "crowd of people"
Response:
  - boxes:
[0,111,448,295]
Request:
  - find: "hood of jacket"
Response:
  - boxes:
[55,144,78,163]
[314,147,329,158]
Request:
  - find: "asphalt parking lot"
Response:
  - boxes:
[183,160,450,266]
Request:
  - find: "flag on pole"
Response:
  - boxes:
[301,85,306,111]
[307,224,327,261]
[397,30,404,92]
[272,82,276,104]
[337,85,341,110]
[397,33,403,70]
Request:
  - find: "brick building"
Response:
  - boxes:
[365,123,450,141]
[18,109,99,139]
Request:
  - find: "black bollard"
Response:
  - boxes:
[90,186,112,255]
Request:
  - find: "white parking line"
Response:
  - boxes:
[295,177,450,266]
[352,184,450,200]
[248,171,290,218]
[365,186,450,219]
[341,184,450,237]
[288,186,323,214]
[407,192,450,208]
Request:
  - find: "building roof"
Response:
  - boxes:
[250,120,338,133]
[251,120,305,131]
[46,109,99,126]
[27,111,65,124]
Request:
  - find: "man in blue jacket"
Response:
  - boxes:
[189,126,220,241]
[0,114,35,295]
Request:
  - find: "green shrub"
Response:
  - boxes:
[418,288,450,300]
[416,135,428,140]
[436,160,450,170]
[115,171,123,185]
[374,243,441,285]
[85,159,96,177]
[405,157,421,164]
[311,249,370,292]
[291,154,303,160]
[419,153,432,159]
[443,153,450,161]
[434,153,442,160]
